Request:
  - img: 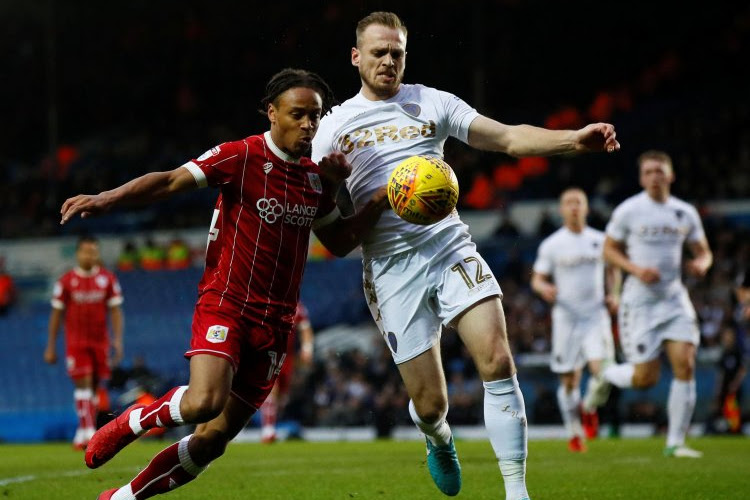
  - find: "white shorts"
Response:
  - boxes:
[550,306,614,373]
[363,226,502,364]
[618,289,700,364]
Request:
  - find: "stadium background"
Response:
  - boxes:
[1,0,748,442]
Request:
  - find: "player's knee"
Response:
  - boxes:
[632,369,659,388]
[189,432,229,464]
[413,395,448,424]
[477,348,514,380]
[183,391,227,422]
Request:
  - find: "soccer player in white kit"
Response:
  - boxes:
[531,188,618,452]
[311,12,620,498]
[601,150,713,458]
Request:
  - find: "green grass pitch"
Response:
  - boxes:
[0,437,747,499]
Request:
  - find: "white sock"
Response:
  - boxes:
[111,484,135,500]
[556,385,583,439]
[667,379,696,447]
[602,363,634,388]
[484,375,529,500]
[408,400,452,446]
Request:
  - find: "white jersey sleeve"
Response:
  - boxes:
[532,237,554,275]
[435,90,479,144]
[685,204,706,243]
[605,202,630,242]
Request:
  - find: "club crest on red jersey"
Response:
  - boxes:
[197,146,221,161]
[263,162,274,174]
[307,173,323,193]
[95,275,109,289]
[206,325,229,343]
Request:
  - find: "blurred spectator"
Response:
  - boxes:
[0,257,17,315]
[165,237,191,270]
[706,324,747,434]
[117,241,140,272]
[536,210,557,238]
[139,238,166,271]
[493,210,521,238]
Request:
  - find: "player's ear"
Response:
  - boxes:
[267,103,276,125]
[351,46,360,67]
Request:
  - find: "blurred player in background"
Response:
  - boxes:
[531,188,618,452]
[311,11,620,499]
[44,235,124,450]
[601,150,713,458]
[59,68,353,500]
[260,301,315,443]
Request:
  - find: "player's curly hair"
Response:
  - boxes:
[259,68,336,116]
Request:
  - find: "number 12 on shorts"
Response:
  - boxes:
[266,351,287,381]
[450,256,491,289]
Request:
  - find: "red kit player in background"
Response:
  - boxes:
[44,236,124,450]
[59,69,364,500]
[260,301,315,443]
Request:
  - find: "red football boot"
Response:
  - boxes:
[85,404,145,469]
[581,407,599,440]
[97,488,118,500]
[568,435,587,453]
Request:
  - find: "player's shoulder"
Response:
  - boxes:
[540,227,565,248]
[57,269,75,283]
[613,192,647,213]
[666,195,698,212]
[584,226,606,240]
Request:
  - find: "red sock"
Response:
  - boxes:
[74,388,95,431]
[137,386,187,430]
[130,435,205,499]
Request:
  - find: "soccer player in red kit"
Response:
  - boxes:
[44,236,124,450]
[260,301,315,443]
[60,69,355,500]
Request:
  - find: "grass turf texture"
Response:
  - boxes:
[0,437,746,499]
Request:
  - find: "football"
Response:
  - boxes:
[387,155,459,225]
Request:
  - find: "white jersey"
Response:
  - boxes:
[606,191,705,306]
[533,226,606,316]
[311,84,479,257]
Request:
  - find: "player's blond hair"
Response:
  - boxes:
[637,150,673,173]
[356,11,407,47]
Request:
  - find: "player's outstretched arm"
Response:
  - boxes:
[314,187,390,258]
[60,167,199,224]
[467,116,620,157]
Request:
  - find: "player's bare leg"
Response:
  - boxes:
[557,370,586,450]
[86,355,233,468]
[663,341,701,458]
[456,297,529,500]
[398,344,461,496]
[100,395,255,499]
[261,384,280,443]
[72,374,97,450]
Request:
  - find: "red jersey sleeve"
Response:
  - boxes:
[51,276,68,310]
[105,271,124,307]
[182,141,244,188]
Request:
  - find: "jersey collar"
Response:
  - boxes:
[263,131,300,163]
[74,265,100,277]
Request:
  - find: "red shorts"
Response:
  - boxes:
[66,344,110,380]
[187,304,292,410]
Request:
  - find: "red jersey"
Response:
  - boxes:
[51,266,123,347]
[185,132,338,327]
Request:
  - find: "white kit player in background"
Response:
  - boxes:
[601,150,713,458]
[531,188,619,453]
[311,11,620,499]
